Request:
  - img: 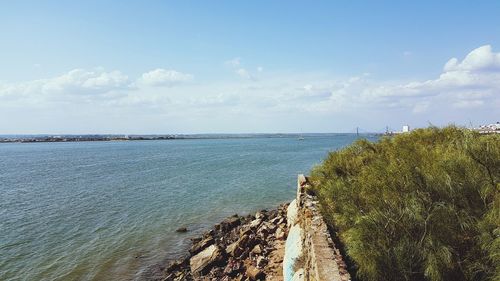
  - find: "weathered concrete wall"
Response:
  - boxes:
[283,174,351,281]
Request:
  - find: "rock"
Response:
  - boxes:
[257,224,269,238]
[276,227,286,240]
[255,210,267,220]
[189,244,223,276]
[269,216,281,225]
[176,227,188,233]
[251,244,262,255]
[223,258,242,277]
[164,204,293,280]
[246,265,265,280]
[257,221,276,239]
[226,241,242,257]
[190,237,202,244]
[256,256,267,268]
[267,210,277,220]
[237,234,250,247]
[226,234,258,259]
[249,218,262,229]
[220,216,241,231]
[240,225,253,236]
[175,272,186,280]
[205,229,215,237]
[189,236,214,255]
[165,257,188,273]
[265,221,277,232]
[235,275,247,281]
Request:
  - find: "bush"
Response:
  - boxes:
[310,126,499,281]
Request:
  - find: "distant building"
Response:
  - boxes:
[474,122,500,134]
[385,124,411,135]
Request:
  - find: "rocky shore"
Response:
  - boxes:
[161,203,289,281]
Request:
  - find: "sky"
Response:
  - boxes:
[0,1,499,134]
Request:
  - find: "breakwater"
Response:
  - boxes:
[161,174,351,280]
[161,205,290,280]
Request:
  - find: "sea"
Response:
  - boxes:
[0,134,377,281]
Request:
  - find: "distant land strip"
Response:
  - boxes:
[0,133,382,143]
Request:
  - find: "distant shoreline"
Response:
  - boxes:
[0,133,382,144]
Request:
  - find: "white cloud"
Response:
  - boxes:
[284,45,500,116]
[412,102,429,113]
[225,57,241,67]
[353,45,500,112]
[45,69,129,93]
[0,45,499,133]
[443,58,459,72]
[452,100,484,108]
[236,68,252,79]
[139,69,193,87]
[0,69,130,103]
[225,57,258,80]
[443,45,500,72]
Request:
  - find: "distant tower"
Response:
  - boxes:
[402,125,410,133]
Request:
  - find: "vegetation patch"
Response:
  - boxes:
[310,126,499,281]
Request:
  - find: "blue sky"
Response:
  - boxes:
[1,1,499,133]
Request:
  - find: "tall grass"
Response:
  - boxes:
[310,126,499,281]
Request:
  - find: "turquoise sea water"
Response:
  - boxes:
[0,135,376,281]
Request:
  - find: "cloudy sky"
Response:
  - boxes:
[1,1,499,134]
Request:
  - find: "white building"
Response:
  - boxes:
[402,125,410,133]
[476,122,500,134]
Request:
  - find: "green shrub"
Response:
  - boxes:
[310,126,499,281]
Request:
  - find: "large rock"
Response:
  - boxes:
[240,225,253,236]
[246,265,265,280]
[165,257,189,273]
[226,241,242,257]
[256,256,267,268]
[263,221,277,232]
[223,258,242,277]
[189,236,214,255]
[190,244,223,276]
[257,224,270,238]
[220,215,241,231]
[251,244,263,255]
[249,218,262,229]
[255,210,267,220]
[276,227,286,240]
[226,234,255,257]
[176,227,188,233]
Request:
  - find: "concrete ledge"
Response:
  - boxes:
[283,174,351,281]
